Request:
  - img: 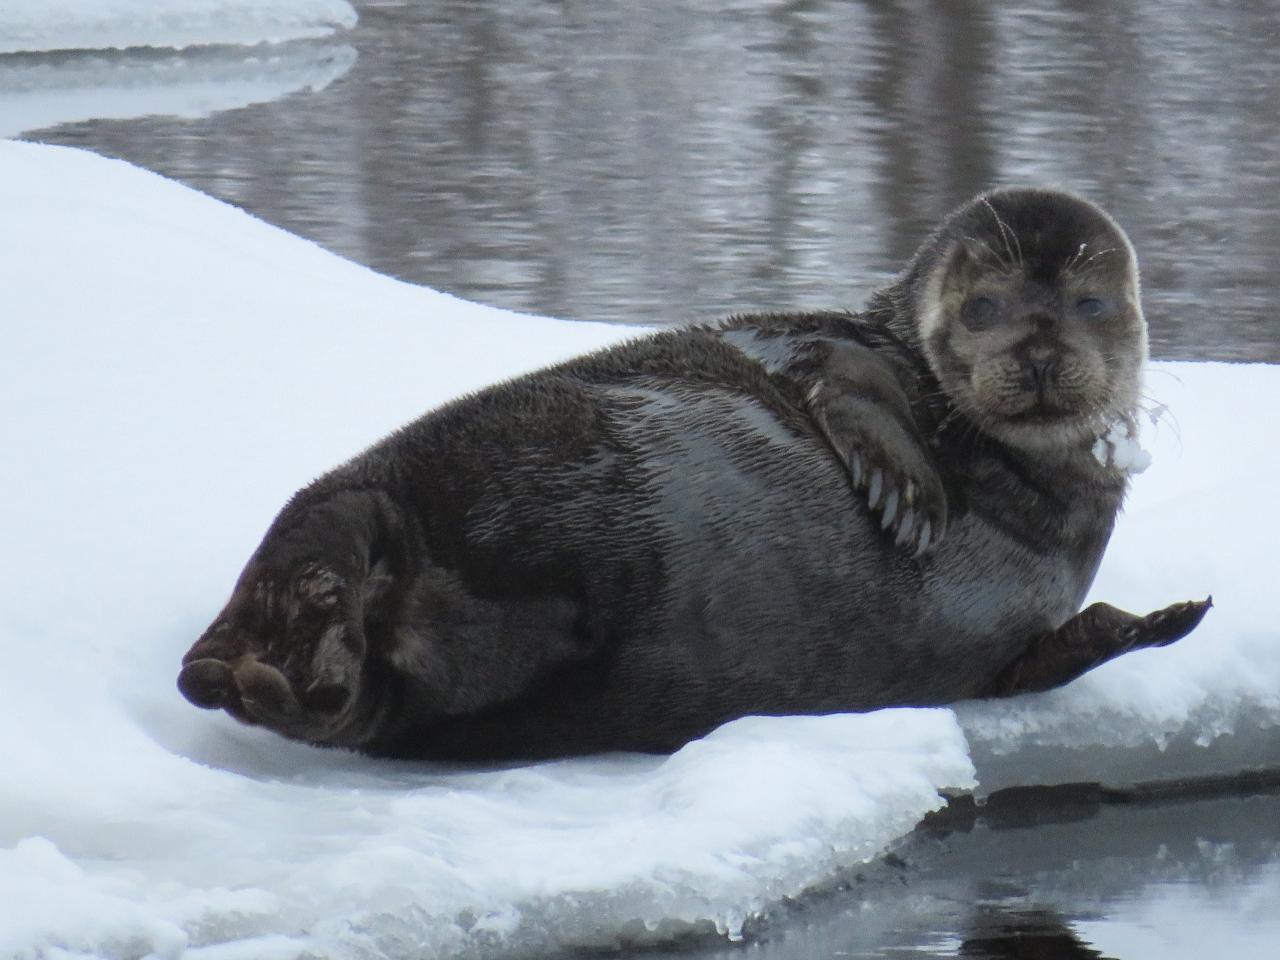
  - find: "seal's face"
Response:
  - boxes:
[915,190,1147,453]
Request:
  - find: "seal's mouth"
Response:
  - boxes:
[980,383,1086,422]
[983,399,1106,451]
[1004,400,1081,424]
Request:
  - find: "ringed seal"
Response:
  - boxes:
[179,188,1209,760]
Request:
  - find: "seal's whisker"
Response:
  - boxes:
[1062,241,1090,275]
[961,233,1011,274]
[980,196,1024,269]
[1069,247,1120,279]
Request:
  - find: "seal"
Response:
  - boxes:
[178,188,1209,760]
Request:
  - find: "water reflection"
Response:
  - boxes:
[641,786,1280,959]
[960,908,1109,959]
[26,0,1280,361]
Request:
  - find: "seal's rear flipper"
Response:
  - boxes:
[980,596,1212,698]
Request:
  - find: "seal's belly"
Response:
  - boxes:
[587,385,1091,714]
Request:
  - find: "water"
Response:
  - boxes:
[20,0,1280,361]
[646,784,1280,960]
[6,1,1280,956]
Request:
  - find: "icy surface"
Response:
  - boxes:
[0,141,973,958]
[0,40,355,137]
[0,139,1275,957]
[0,0,356,56]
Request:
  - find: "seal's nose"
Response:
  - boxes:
[1015,339,1059,398]
[1026,355,1057,395]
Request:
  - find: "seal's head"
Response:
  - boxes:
[895,188,1147,454]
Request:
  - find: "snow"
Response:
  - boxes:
[0,138,1275,957]
[1092,414,1153,474]
[0,40,356,138]
[0,715,971,959]
[0,140,975,958]
[0,0,356,56]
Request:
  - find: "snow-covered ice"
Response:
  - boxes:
[0,139,1276,957]
[0,141,974,958]
[0,40,355,138]
[0,0,357,136]
[0,0,356,56]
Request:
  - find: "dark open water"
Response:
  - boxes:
[26,0,1280,362]
[10,1,1280,956]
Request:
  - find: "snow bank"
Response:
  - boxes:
[0,707,970,958]
[0,40,355,137]
[0,139,1274,958]
[0,140,973,959]
[0,0,356,56]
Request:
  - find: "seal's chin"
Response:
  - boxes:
[982,403,1104,452]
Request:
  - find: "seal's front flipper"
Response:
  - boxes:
[1115,597,1213,650]
[716,316,948,556]
[981,596,1212,698]
[806,377,947,556]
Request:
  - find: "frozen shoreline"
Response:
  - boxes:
[0,139,1275,958]
[0,0,356,55]
[0,40,356,137]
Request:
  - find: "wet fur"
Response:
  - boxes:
[181,189,1166,760]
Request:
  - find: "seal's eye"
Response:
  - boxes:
[960,296,998,331]
[1076,296,1111,319]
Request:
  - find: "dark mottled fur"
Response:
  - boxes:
[179,189,1208,760]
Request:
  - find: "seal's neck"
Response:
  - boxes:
[865,284,922,352]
